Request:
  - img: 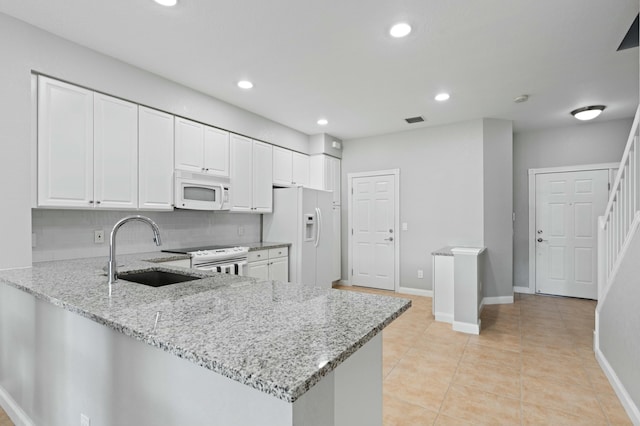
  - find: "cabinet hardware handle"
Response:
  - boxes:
[89,200,94,204]
[96,201,101,204]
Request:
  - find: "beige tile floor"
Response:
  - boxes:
[0,289,631,426]
[336,285,632,426]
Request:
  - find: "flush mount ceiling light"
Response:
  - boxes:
[390,22,412,38]
[154,0,177,6]
[571,105,606,121]
[237,80,254,89]
[317,118,328,126]
[435,93,450,102]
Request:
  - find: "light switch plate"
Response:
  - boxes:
[94,230,105,244]
[402,222,408,231]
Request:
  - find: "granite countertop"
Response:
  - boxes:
[0,252,410,403]
[432,246,455,256]
[243,242,290,251]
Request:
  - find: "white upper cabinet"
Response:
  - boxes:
[175,117,230,177]
[272,146,293,186]
[310,154,341,205]
[94,93,138,209]
[230,134,273,213]
[292,152,310,187]
[38,76,94,208]
[139,106,174,210]
[273,147,309,187]
[203,127,230,177]
[38,77,139,210]
[252,140,274,212]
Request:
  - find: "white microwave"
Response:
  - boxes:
[175,171,230,211]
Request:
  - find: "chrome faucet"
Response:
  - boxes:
[108,215,162,285]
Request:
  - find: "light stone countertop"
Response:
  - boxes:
[432,246,455,256]
[0,252,410,403]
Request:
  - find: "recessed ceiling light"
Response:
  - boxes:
[571,105,606,121]
[237,80,254,89]
[154,0,177,6]
[317,119,328,126]
[435,93,450,102]
[390,23,412,38]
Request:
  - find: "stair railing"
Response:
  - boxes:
[598,106,640,302]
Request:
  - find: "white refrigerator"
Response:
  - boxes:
[263,187,334,288]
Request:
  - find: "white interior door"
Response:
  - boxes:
[351,174,396,290]
[535,169,609,299]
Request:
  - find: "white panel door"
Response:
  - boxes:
[37,76,94,208]
[272,146,293,185]
[93,93,138,209]
[535,170,609,299]
[352,175,395,290]
[175,117,204,172]
[252,140,273,213]
[203,126,230,177]
[139,106,174,210]
[230,134,253,212]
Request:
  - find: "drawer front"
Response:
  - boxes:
[248,250,268,263]
[268,247,289,259]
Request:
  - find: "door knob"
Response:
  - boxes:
[537,238,547,242]
[389,229,394,233]
[384,237,394,242]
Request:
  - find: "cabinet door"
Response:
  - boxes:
[332,205,341,281]
[203,126,230,177]
[139,106,174,210]
[252,140,273,213]
[329,156,341,205]
[175,117,204,172]
[272,146,293,186]
[292,152,309,187]
[94,93,138,209]
[37,76,94,208]
[230,134,254,212]
[247,259,269,281]
[269,257,289,282]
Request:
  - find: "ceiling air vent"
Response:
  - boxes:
[405,116,425,124]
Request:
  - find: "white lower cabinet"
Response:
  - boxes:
[246,247,289,282]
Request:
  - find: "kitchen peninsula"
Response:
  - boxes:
[0,252,410,426]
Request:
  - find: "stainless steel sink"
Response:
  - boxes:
[119,269,201,287]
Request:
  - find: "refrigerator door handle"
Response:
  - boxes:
[315,207,322,247]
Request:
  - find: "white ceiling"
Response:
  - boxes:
[0,0,638,140]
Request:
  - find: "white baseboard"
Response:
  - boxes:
[434,312,453,324]
[482,295,514,305]
[452,319,481,335]
[513,286,533,294]
[0,383,33,426]
[397,286,433,298]
[594,343,640,424]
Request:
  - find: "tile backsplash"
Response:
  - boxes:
[32,209,261,262]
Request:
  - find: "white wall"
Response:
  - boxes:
[342,120,485,291]
[512,118,631,289]
[31,210,261,262]
[0,12,309,269]
[482,119,514,298]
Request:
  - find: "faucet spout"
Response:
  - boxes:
[107,215,162,285]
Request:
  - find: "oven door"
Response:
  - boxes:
[195,260,247,276]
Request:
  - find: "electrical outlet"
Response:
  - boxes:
[417,269,424,279]
[94,230,105,244]
[80,414,90,426]
[237,226,244,236]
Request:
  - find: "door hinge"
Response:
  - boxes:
[608,182,611,191]
[351,187,353,194]
[351,268,353,276]
[351,228,353,235]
